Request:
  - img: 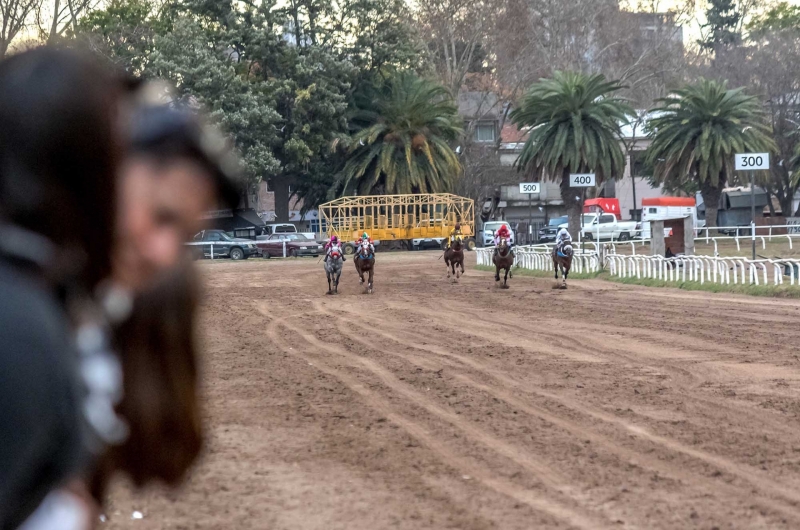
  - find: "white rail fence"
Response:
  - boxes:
[476,246,800,286]
[607,254,800,286]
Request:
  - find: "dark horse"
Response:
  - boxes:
[552,243,574,288]
[492,237,514,288]
[354,240,375,294]
[444,236,465,281]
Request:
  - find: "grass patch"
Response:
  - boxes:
[474,265,604,280]
[608,275,800,298]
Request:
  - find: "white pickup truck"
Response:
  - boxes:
[559,213,640,241]
[264,223,317,241]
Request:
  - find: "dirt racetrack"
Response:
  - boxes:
[106,251,800,529]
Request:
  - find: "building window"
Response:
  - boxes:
[473,123,496,143]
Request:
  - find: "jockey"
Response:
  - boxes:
[492,224,514,256]
[356,232,375,255]
[445,223,462,249]
[554,227,572,255]
[323,235,345,262]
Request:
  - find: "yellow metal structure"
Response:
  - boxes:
[320,193,475,244]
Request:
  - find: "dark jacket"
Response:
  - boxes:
[0,259,85,530]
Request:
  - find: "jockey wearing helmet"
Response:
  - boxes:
[492,224,514,256]
[357,232,375,255]
[554,227,572,256]
[324,235,345,262]
[446,223,462,249]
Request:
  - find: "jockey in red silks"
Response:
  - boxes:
[493,224,514,257]
[324,235,345,262]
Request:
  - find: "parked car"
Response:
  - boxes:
[188,230,260,260]
[264,223,316,241]
[481,221,514,247]
[538,216,568,243]
[559,213,640,241]
[256,233,324,258]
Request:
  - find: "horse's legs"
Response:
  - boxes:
[326,271,332,294]
[367,266,374,294]
[495,266,500,282]
[503,267,509,287]
[335,270,341,293]
[554,260,559,279]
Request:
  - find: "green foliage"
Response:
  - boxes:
[747,2,800,36]
[74,0,162,74]
[150,18,282,184]
[645,79,775,191]
[510,72,633,184]
[699,0,743,51]
[336,73,462,195]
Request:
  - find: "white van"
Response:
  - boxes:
[481,221,514,247]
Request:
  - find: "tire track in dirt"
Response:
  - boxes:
[373,300,800,437]
[327,302,800,518]
[264,309,611,529]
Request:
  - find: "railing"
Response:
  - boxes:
[477,245,800,287]
[606,254,800,286]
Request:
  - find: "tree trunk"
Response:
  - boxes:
[700,178,722,231]
[560,168,582,238]
[273,177,291,222]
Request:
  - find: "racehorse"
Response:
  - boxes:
[353,240,375,294]
[444,236,465,281]
[324,247,344,295]
[552,242,574,288]
[492,237,514,288]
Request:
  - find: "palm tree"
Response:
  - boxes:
[337,73,462,196]
[510,72,633,237]
[645,79,775,229]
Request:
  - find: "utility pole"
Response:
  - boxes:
[750,172,756,261]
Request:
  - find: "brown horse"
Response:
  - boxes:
[353,240,375,294]
[552,242,574,288]
[444,236,465,281]
[492,237,514,288]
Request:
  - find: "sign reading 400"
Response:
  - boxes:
[569,173,596,187]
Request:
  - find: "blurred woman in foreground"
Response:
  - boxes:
[0,47,124,528]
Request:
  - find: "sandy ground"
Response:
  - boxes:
[105,251,800,529]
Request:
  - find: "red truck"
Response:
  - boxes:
[584,198,622,220]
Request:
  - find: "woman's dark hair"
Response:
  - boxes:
[0,47,121,288]
[91,262,203,497]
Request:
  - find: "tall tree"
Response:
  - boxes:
[74,0,159,74]
[337,73,462,195]
[645,79,775,229]
[0,0,39,58]
[510,71,633,237]
[150,18,282,198]
[747,2,800,216]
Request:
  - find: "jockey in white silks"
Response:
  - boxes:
[555,228,572,255]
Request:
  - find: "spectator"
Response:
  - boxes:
[113,99,241,291]
[0,47,125,529]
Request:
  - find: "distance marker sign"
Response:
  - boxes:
[519,182,541,194]
[735,153,769,171]
[570,173,596,187]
